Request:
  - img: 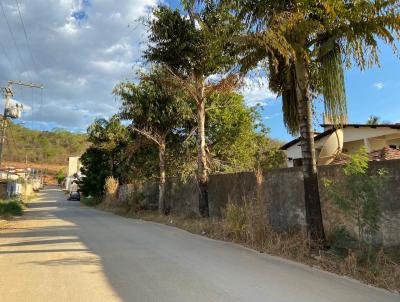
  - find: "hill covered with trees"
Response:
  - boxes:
[3,122,89,165]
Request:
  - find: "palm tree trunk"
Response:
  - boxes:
[197,98,209,217]
[158,142,166,214]
[294,57,326,243]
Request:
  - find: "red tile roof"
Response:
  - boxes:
[330,147,400,165]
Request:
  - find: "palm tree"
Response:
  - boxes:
[229,0,400,242]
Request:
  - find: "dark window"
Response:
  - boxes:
[293,158,303,167]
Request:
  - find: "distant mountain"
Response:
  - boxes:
[3,122,89,165]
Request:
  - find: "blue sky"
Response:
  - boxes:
[0,0,399,142]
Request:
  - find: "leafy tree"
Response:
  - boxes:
[79,116,129,197]
[367,116,380,125]
[79,147,111,197]
[226,0,400,242]
[87,115,129,175]
[3,121,88,165]
[145,2,242,216]
[55,169,66,185]
[205,91,285,172]
[115,67,192,214]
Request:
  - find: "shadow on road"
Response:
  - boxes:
[0,185,397,302]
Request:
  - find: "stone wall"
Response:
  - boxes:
[117,159,400,246]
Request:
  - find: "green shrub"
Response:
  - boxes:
[80,196,102,207]
[329,226,357,257]
[224,201,249,240]
[324,147,387,247]
[0,200,23,217]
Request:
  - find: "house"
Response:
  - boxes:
[281,124,400,167]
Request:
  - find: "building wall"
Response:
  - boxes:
[284,127,400,166]
[343,139,364,153]
[68,157,81,177]
[117,159,400,246]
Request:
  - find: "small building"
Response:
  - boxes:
[65,156,82,192]
[281,124,400,167]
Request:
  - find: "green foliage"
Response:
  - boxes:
[3,122,88,164]
[115,66,193,146]
[80,196,102,207]
[145,2,240,78]
[206,92,286,172]
[0,199,23,217]
[330,226,357,258]
[55,169,66,185]
[228,0,400,133]
[78,147,111,197]
[224,201,250,239]
[324,148,387,246]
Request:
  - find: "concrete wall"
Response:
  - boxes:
[117,159,400,246]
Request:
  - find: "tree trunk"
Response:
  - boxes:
[197,99,209,217]
[158,142,166,215]
[294,57,326,243]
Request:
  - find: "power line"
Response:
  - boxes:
[14,0,38,74]
[0,39,18,80]
[0,1,29,75]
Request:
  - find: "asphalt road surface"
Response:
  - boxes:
[0,187,398,302]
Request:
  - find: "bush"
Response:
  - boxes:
[80,196,102,207]
[323,147,387,247]
[0,200,23,217]
[55,169,66,185]
[103,176,119,206]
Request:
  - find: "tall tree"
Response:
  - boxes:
[367,116,380,125]
[79,116,129,197]
[114,68,192,214]
[145,2,241,216]
[227,0,400,242]
[87,115,128,175]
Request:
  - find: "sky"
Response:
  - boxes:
[0,0,399,142]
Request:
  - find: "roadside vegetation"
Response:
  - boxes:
[3,121,88,165]
[78,0,400,293]
[0,199,24,218]
[92,148,399,292]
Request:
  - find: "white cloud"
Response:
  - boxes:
[0,0,156,130]
[240,76,276,107]
[373,82,384,89]
[264,113,281,120]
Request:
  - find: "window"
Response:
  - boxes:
[293,158,303,167]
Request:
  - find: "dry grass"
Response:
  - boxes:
[102,177,119,206]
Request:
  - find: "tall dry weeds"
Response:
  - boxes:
[103,176,119,206]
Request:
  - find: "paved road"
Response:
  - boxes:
[0,187,398,302]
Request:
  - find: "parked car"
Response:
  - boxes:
[68,191,80,201]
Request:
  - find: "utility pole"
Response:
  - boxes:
[0,81,44,168]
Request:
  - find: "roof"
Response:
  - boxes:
[331,147,400,165]
[280,124,400,150]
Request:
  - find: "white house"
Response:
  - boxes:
[281,124,400,167]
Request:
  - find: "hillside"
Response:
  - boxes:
[2,122,89,166]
